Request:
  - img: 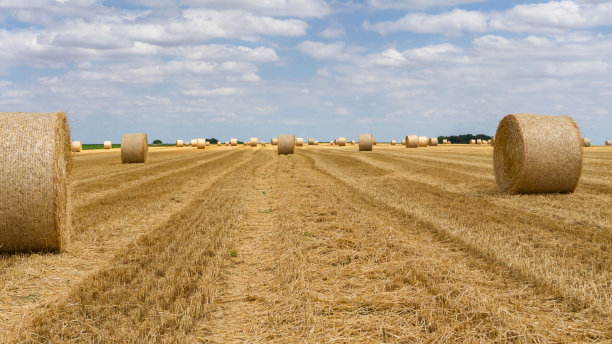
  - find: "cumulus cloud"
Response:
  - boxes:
[297,41,354,61]
[319,26,346,39]
[367,0,483,10]
[181,0,332,18]
[364,9,488,35]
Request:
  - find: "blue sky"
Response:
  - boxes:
[1,0,611,143]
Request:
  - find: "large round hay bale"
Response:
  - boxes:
[250,137,258,147]
[337,137,346,146]
[278,134,295,155]
[583,138,591,147]
[418,136,428,147]
[271,138,278,145]
[405,135,419,148]
[606,140,611,146]
[176,140,183,147]
[308,138,315,145]
[104,141,112,150]
[470,139,476,144]
[121,133,148,163]
[428,137,438,146]
[296,138,304,147]
[230,138,238,146]
[491,138,495,146]
[358,133,373,151]
[71,141,82,152]
[196,138,206,149]
[391,140,396,145]
[0,112,72,252]
[373,138,376,145]
[493,113,582,194]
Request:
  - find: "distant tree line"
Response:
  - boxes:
[206,138,219,144]
[437,134,492,144]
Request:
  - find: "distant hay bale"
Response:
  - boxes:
[278,134,295,155]
[391,140,396,145]
[358,133,373,151]
[191,139,197,147]
[71,141,82,152]
[337,137,346,146]
[418,136,428,147]
[487,140,492,144]
[350,140,355,145]
[104,141,112,149]
[428,137,438,146]
[401,139,406,145]
[0,112,71,252]
[446,141,452,144]
[583,138,591,147]
[121,133,148,163]
[271,138,278,145]
[250,137,258,147]
[314,140,319,145]
[405,135,419,148]
[442,139,448,144]
[308,138,315,145]
[231,138,238,146]
[296,137,304,146]
[606,140,611,146]
[206,141,210,146]
[217,142,222,146]
[196,138,206,149]
[494,113,582,194]
[176,140,183,147]
[477,139,482,144]
[470,139,476,144]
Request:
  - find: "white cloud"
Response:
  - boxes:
[183,87,241,97]
[367,0,483,10]
[364,9,488,35]
[319,27,346,39]
[297,41,355,61]
[179,0,332,18]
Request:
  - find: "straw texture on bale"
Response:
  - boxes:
[606,140,611,146]
[271,138,278,145]
[121,133,149,164]
[373,138,376,145]
[250,137,258,147]
[71,141,82,152]
[176,140,183,147]
[296,138,304,147]
[0,112,72,252]
[418,136,428,147]
[493,113,583,194]
[190,139,197,147]
[231,138,238,146]
[470,139,476,144]
[583,138,591,147]
[337,137,346,146]
[277,134,295,155]
[391,140,396,145]
[104,141,112,149]
[477,139,482,144]
[428,137,438,146]
[358,133,373,151]
[405,135,419,148]
[491,138,495,146]
[196,138,206,149]
[308,138,315,145]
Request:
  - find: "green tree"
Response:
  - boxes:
[153,139,162,144]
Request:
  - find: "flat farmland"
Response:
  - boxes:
[1,144,611,343]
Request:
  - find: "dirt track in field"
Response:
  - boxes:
[1,144,611,342]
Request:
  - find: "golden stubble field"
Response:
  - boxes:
[1,144,611,343]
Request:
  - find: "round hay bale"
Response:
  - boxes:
[104,141,112,149]
[314,141,319,145]
[350,140,355,145]
[583,138,591,147]
[225,141,230,146]
[308,138,315,145]
[358,133,373,151]
[418,136,428,147]
[278,134,295,155]
[477,139,482,144]
[493,113,582,194]
[470,139,476,144]
[405,135,419,148]
[191,139,197,147]
[206,141,210,146]
[271,138,278,145]
[71,141,82,152]
[428,137,438,146]
[391,140,396,145]
[401,139,406,145]
[296,138,304,147]
[491,138,495,146]
[122,133,148,163]
[176,140,183,147]
[196,138,206,149]
[217,142,222,146]
[373,138,376,145]
[231,138,238,146]
[250,137,258,147]
[442,139,448,144]
[605,140,611,146]
[337,137,346,146]
[0,112,72,252]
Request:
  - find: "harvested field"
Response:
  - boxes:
[1,144,611,342]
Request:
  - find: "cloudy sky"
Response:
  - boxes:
[1,0,611,143]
